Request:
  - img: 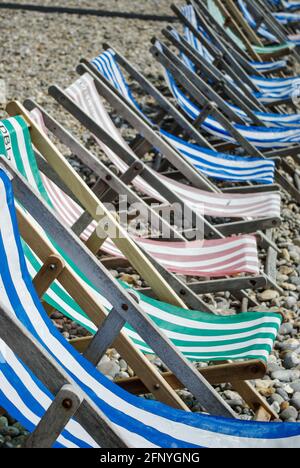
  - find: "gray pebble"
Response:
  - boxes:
[280,406,298,421]
[291,392,300,411]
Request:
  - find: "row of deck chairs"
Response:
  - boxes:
[1,0,300,448]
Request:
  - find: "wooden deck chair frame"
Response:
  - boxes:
[72,58,286,288]
[203,0,263,61]
[47,73,281,297]
[162,25,300,164]
[162,27,266,125]
[75,60,283,219]
[202,0,293,60]
[172,2,265,103]
[23,98,270,313]
[194,0,297,61]
[0,299,127,448]
[0,156,279,421]
[160,30,300,160]
[173,2,299,110]
[243,0,300,56]
[150,39,300,205]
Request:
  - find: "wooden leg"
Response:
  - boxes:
[233,381,277,420]
[33,254,65,298]
[25,384,83,448]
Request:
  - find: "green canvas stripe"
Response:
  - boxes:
[254,44,293,54]
[0,118,27,177]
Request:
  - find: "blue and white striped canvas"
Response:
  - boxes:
[238,0,300,45]
[169,25,300,128]
[0,168,299,448]
[91,50,275,182]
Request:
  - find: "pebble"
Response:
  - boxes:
[280,406,298,421]
[258,290,279,301]
[283,352,300,369]
[272,370,300,382]
[291,392,300,410]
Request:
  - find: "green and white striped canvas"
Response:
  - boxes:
[0,116,282,362]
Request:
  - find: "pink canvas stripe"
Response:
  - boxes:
[66,74,281,219]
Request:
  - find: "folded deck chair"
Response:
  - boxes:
[167,27,300,128]
[180,4,298,105]
[1,169,298,447]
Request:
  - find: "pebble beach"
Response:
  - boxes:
[0,0,300,448]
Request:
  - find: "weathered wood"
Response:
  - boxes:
[33,254,65,298]
[115,360,267,393]
[25,384,83,448]
[83,309,126,365]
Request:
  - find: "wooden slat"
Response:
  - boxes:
[25,384,83,448]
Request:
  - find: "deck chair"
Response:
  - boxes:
[178,3,299,106]
[150,39,300,200]
[164,25,300,129]
[268,0,300,12]
[46,72,283,294]
[0,169,298,447]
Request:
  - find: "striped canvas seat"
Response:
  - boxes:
[168,27,300,127]
[238,0,300,46]
[1,171,298,448]
[0,115,277,362]
[7,112,260,279]
[182,5,298,104]
[207,0,293,56]
[163,67,300,148]
[92,52,276,182]
[64,74,280,217]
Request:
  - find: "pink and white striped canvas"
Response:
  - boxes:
[41,173,259,277]
[65,73,281,220]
